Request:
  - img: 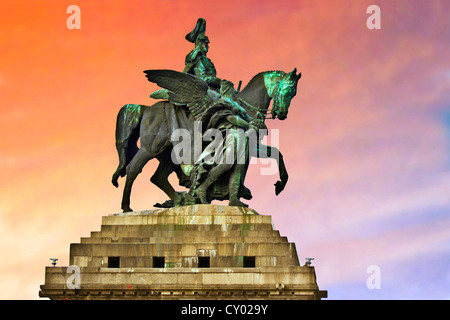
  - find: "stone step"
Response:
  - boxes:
[89,229,281,240]
[42,265,317,287]
[91,223,273,237]
[70,242,298,258]
[101,214,272,226]
[70,255,299,268]
[80,235,288,244]
[107,205,259,218]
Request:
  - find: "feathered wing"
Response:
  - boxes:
[143,69,212,120]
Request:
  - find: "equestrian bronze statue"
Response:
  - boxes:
[111,18,301,212]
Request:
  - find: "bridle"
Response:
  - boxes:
[238,97,272,120]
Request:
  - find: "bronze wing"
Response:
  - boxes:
[143,69,213,120]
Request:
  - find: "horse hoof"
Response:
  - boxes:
[241,186,253,200]
[112,174,119,188]
[154,200,174,208]
[274,181,285,195]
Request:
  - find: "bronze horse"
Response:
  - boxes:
[112,69,301,212]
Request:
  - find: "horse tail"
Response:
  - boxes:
[112,104,147,187]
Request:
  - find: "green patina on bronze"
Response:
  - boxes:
[263,71,286,98]
[124,104,141,114]
[263,70,300,120]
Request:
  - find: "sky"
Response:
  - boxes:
[0,0,449,300]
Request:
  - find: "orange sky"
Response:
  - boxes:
[1,0,449,299]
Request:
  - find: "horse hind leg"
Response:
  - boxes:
[112,140,139,188]
[150,160,177,201]
[121,148,152,213]
[112,105,142,188]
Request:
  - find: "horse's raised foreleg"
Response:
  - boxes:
[256,143,288,195]
[121,148,152,212]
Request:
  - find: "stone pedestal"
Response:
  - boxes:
[39,205,327,300]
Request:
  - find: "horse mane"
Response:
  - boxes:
[240,70,286,94]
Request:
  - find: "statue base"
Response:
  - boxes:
[39,205,327,300]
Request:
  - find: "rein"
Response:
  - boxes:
[238,97,273,120]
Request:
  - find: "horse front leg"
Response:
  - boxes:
[256,143,289,195]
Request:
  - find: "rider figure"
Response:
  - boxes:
[183,18,221,89]
[183,20,260,206]
[150,18,223,99]
[150,19,257,206]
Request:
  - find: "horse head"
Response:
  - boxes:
[265,68,301,120]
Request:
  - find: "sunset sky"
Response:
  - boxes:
[0,0,449,299]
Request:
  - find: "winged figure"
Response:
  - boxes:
[144,69,249,123]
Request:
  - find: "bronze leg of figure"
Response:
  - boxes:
[195,163,233,204]
[228,164,248,207]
